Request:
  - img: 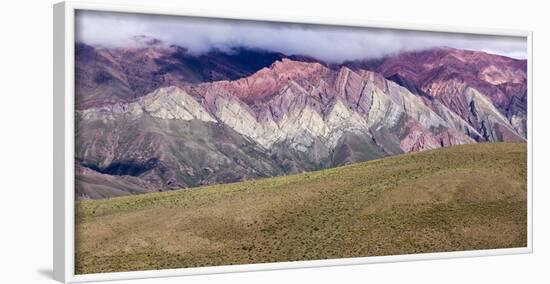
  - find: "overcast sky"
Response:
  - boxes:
[75,10,527,63]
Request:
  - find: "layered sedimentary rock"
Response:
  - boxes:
[75,36,290,109]
[75,44,527,199]
[76,59,524,199]
[370,47,528,138]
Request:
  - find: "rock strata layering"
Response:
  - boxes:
[75,43,527,199]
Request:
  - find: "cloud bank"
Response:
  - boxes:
[76,10,527,63]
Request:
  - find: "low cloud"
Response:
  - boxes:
[76,10,527,63]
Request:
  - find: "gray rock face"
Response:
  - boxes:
[76,56,526,199]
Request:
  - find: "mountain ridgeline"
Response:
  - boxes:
[75,37,528,199]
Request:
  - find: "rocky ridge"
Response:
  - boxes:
[76,57,525,199]
[75,44,528,199]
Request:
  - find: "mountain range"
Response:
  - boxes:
[75,36,527,199]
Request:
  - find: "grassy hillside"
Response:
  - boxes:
[75,142,527,274]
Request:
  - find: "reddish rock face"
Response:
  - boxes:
[374,47,527,112]
[186,57,525,148]
[399,119,441,152]
[439,129,476,147]
[75,41,290,109]
[351,47,528,139]
[75,42,528,199]
[193,59,331,104]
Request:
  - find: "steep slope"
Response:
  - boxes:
[77,42,528,140]
[75,37,290,109]
[368,48,527,139]
[76,54,527,199]
[76,143,527,274]
[76,87,286,199]
[193,59,477,152]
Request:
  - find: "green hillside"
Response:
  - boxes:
[75,142,527,274]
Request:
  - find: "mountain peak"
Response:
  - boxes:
[215,59,330,102]
[75,45,528,199]
[271,58,324,71]
[264,59,329,84]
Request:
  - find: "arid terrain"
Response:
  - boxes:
[75,41,528,199]
[76,142,527,274]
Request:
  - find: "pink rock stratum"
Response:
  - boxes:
[74,43,527,199]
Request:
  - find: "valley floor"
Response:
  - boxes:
[75,142,527,274]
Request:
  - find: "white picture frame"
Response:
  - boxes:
[53,1,533,282]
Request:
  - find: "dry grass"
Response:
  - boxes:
[75,142,527,274]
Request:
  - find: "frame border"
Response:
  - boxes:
[53,1,534,282]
